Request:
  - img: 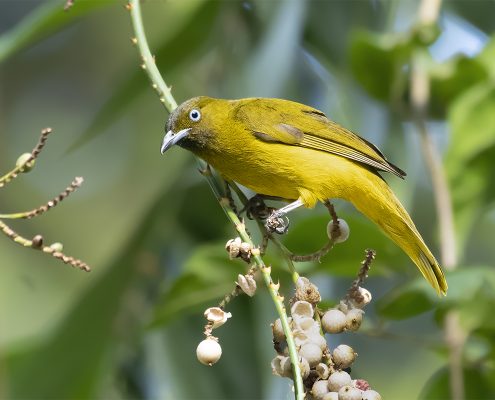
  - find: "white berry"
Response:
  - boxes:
[327,218,350,243]
[300,342,323,367]
[322,309,347,334]
[311,379,329,400]
[327,370,352,392]
[332,344,357,369]
[346,309,364,331]
[196,338,222,366]
[338,385,363,400]
[362,390,382,400]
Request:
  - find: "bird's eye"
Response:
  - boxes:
[189,109,201,122]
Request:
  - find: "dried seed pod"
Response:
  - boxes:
[281,356,294,378]
[346,308,364,331]
[271,355,286,377]
[204,307,231,329]
[272,318,286,342]
[291,300,314,319]
[237,274,257,297]
[327,370,352,392]
[295,277,321,304]
[327,218,350,243]
[321,309,347,334]
[196,337,222,366]
[338,385,363,400]
[332,344,357,369]
[225,237,241,259]
[350,287,372,308]
[31,235,43,249]
[299,357,311,379]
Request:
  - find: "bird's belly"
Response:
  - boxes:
[197,144,354,205]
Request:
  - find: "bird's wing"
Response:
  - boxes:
[234,99,406,178]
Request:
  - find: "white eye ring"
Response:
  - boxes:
[189,109,201,122]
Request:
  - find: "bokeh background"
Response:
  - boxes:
[1,0,494,399]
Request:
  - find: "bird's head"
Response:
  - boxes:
[161,96,217,154]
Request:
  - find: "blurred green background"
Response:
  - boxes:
[1,0,494,399]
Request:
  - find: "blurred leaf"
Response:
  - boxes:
[445,82,495,250]
[349,25,439,102]
[150,244,245,327]
[377,266,495,320]
[68,0,221,151]
[284,214,407,277]
[0,0,115,63]
[429,55,488,117]
[419,365,494,400]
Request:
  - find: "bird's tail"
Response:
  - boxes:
[349,176,448,295]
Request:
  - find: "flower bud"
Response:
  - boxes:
[196,337,222,366]
[332,344,357,369]
[16,153,35,172]
[327,218,350,243]
[49,242,64,252]
[346,308,364,331]
[321,309,347,334]
[327,370,352,392]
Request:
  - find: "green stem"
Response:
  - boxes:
[128,1,304,398]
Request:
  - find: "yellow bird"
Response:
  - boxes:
[161,97,447,295]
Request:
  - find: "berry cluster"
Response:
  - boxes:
[270,277,381,400]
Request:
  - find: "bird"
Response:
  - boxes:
[161,96,447,295]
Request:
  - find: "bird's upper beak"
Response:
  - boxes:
[160,128,191,154]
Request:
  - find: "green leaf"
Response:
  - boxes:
[429,55,488,117]
[377,266,495,320]
[283,213,407,277]
[0,0,115,63]
[419,366,495,400]
[376,278,436,319]
[150,243,245,327]
[445,83,495,250]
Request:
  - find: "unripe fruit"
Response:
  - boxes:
[16,153,35,172]
[196,337,222,366]
[327,218,349,243]
[311,379,329,400]
[327,370,351,392]
[299,357,311,379]
[332,344,357,369]
[362,389,382,400]
[346,309,364,331]
[300,342,323,367]
[49,242,64,252]
[322,309,347,334]
[338,385,362,400]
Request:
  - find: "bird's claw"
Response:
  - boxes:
[265,212,290,234]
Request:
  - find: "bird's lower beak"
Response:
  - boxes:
[160,128,191,154]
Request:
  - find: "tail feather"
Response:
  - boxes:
[349,176,448,295]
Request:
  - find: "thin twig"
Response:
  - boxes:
[127,2,304,397]
[0,177,84,219]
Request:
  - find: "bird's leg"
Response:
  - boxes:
[241,194,279,220]
[265,199,304,234]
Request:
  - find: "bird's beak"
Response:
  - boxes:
[160,128,191,154]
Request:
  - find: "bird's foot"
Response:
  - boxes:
[265,211,290,234]
[242,195,276,220]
